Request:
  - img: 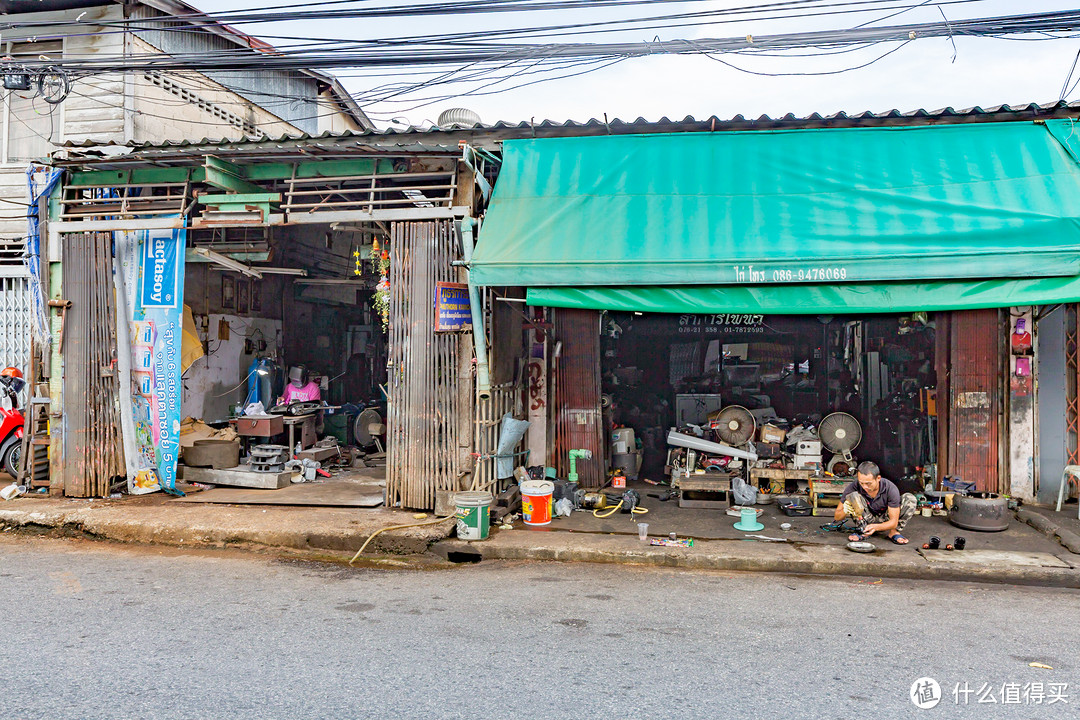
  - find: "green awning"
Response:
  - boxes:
[527,277,1080,315]
[472,120,1080,288]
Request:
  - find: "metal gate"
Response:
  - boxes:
[385,220,465,510]
[944,309,1003,493]
[552,308,605,488]
[61,232,124,497]
[0,275,32,373]
[1065,304,1080,468]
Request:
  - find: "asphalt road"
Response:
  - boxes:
[0,535,1077,720]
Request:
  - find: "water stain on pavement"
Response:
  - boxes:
[585,594,614,600]
[337,602,376,613]
[48,571,82,596]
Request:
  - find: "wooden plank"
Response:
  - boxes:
[172,480,383,506]
[182,466,292,489]
[679,475,732,492]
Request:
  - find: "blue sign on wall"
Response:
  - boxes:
[435,282,472,332]
[139,229,183,309]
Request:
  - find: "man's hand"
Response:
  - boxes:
[862,523,877,536]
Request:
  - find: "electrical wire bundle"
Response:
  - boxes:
[2,1,1080,125]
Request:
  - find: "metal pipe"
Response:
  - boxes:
[667,430,759,462]
[460,218,490,399]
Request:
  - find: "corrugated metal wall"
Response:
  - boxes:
[552,309,604,488]
[60,232,124,497]
[385,220,463,510]
[946,309,1003,493]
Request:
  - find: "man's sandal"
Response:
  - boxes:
[890,533,909,545]
[848,532,869,542]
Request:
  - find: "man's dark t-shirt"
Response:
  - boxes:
[841,477,901,516]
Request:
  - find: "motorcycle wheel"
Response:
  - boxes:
[1,436,21,477]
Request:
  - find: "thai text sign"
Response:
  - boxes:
[434,282,471,332]
[117,226,187,494]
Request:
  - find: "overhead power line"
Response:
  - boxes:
[11,9,1080,74]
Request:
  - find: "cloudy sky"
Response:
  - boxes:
[215,0,1080,126]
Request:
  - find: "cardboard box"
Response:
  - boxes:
[759,424,786,444]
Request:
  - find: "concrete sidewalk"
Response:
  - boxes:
[0,494,454,560]
[434,527,1080,588]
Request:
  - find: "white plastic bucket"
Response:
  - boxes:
[520,479,554,526]
[455,492,493,541]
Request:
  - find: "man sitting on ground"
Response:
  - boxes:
[833,460,917,545]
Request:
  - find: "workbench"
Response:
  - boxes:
[677,474,732,509]
[282,414,317,452]
[749,467,815,494]
[808,475,849,516]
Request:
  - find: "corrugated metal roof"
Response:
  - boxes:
[55,100,1080,167]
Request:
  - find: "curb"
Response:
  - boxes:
[1016,509,1080,555]
[432,533,1080,589]
[0,503,455,558]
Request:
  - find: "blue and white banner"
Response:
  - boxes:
[116,226,187,494]
[139,230,183,309]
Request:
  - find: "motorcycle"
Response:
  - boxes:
[0,367,25,477]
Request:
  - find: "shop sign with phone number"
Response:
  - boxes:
[732,264,848,283]
[678,314,765,334]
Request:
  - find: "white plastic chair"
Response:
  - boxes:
[1056,465,1080,518]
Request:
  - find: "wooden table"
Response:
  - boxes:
[282,414,317,452]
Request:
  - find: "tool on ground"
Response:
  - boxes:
[591,489,648,520]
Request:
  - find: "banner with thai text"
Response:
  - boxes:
[115,226,186,494]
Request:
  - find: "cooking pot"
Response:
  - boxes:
[948,492,1009,532]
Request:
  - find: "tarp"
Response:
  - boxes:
[527,276,1080,315]
[472,120,1080,288]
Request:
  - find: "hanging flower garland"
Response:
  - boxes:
[371,239,390,331]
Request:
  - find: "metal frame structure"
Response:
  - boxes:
[43,134,491,506]
[1066,304,1079,467]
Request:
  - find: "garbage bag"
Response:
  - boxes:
[732,475,757,506]
[243,401,265,416]
[496,413,530,479]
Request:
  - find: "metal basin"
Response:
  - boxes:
[183,439,240,469]
[949,492,1009,532]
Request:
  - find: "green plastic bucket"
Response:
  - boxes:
[455,492,493,541]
